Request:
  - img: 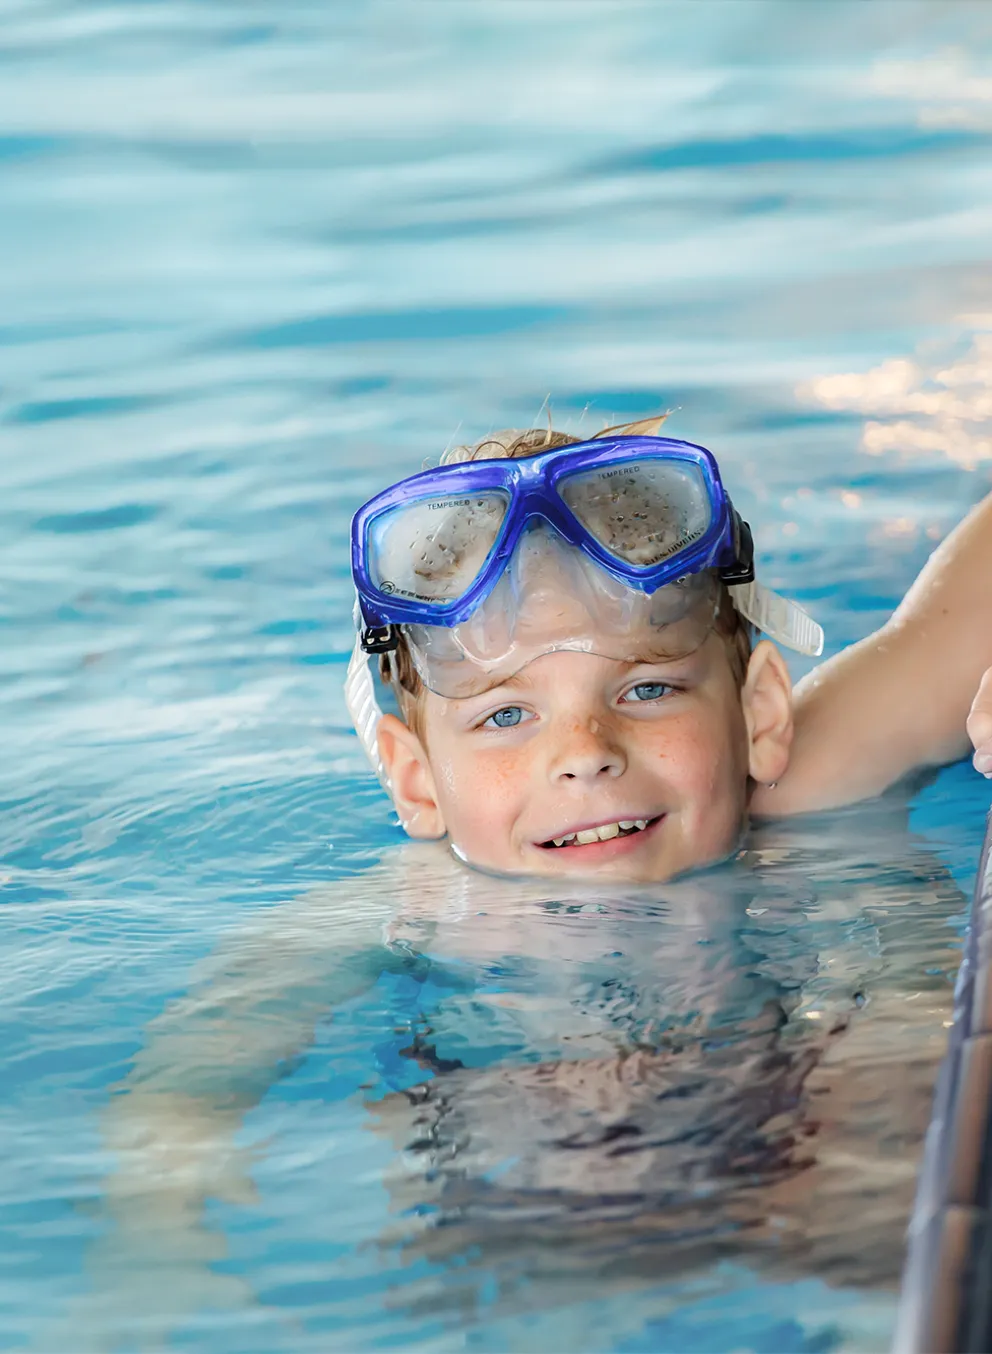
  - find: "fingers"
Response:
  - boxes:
[967,667,992,776]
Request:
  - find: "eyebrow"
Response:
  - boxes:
[463,653,700,702]
[497,668,538,692]
[466,669,534,700]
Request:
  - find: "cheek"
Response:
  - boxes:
[430,740,532,850]
[639,708,749,841]
[639,707,742,783]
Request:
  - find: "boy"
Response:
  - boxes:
[74,417,992,1349]
[349,415,992,880]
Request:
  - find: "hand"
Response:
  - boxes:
[967,667,992,776]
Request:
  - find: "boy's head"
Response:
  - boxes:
[349,420,817,882]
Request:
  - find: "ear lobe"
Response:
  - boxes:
[376,714,446,839]
[742,640,794,785]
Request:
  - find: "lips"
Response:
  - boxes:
[538,815,663,850]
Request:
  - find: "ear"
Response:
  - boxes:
[741,640,794,785]
[376,714,446,839]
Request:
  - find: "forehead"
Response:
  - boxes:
[423,633,741,708]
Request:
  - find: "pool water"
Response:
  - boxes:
[2,2,992,1350]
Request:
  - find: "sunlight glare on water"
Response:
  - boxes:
[2,2,992,1351]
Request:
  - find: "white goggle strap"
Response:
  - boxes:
[344,635,390,791]
[729,580,824,657]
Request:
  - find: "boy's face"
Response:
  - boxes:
[380,635,794,884]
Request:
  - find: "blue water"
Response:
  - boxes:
[3,3,992,1351]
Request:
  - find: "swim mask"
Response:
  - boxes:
[345,434,823,785]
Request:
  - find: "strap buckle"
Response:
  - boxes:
[360,623,400,655]
[719,514,755,586]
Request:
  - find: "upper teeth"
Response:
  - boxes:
[551,819,649,847]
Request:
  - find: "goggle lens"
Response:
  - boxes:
[557,457,713,568]
[367,490,510,604]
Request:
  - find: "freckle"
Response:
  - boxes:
[486,759,518,789]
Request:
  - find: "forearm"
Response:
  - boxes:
[73,865,413,1347]
[100,952,381,1262]
[128,942,380,1103]
[102,887,397,1236]
[125,868,405,1101]
[884,486,992,761]
[762,489,992,814]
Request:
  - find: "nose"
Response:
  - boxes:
[548,715,627,784]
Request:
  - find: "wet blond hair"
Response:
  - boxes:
[380,416,753,736]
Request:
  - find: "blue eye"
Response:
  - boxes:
[485,706,525,728]
[624,681,672,703]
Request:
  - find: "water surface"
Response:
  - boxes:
[2,3,992,1350]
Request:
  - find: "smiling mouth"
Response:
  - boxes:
[539,816,664,849]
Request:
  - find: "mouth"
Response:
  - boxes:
[537,815,664,852]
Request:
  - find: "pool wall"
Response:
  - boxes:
[896,807,992,1353]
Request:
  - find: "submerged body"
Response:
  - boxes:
[368,815,957,1304]
[75,804,961,1349]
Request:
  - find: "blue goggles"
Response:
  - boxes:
[352,435,754,655]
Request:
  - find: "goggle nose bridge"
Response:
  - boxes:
[500,479,694,595]
[499,485,588,557]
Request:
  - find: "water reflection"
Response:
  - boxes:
[800,325,992,468]
[870,47,992,129]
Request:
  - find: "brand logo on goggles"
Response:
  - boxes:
[378,579,441,603]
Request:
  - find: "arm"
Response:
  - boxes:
[72,876,400,1351]
[754,489,992,815]
[101,840,460,1220]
